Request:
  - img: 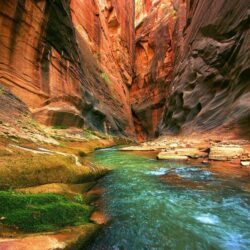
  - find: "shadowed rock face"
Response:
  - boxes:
[159,0,250,138]
[131,0,175,140]
[0,0,135,136]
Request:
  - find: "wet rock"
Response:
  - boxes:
[91,211,108,225]
[16,183,95,199]
[0,224,100,250]
[157,153,188,161]
[209,146,244,161]
[241,161,250,167]
[121,145,165,151]
[202,160,209,165]
[158,147,208,160]
[0,152,108,189]
[169,143,179,149]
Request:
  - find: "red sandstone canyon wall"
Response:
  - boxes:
[0,0,135,136]
[131,0,175,140]
[159,0,250,138]
[1,0,249,140]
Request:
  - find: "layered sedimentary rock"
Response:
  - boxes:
[159,0,250,138]
[0,0,135,136]
[131,0,175,140]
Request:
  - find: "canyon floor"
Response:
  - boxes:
[0,109,249,249]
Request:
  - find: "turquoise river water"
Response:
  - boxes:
[86,148,250,250]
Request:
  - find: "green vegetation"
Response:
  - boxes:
[53,125,69,130]
[101,72,111,85]
[0,87,5,95]
[74,193,84,203]
[83,128,108,140]
[0,191,93,232]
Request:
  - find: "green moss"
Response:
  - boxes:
[53,125,69,130]
[0,191,93,232]
[101,72,111,85]
[0,154,105,188]
[74,193,84,203]
[83,128,108,140]
[0,88,5,95]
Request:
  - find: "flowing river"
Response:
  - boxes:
[86,148,250,250]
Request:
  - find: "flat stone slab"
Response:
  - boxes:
[0,224,99,250]
[120,145,165,151]
[209,146,244,161]
[157,148,207,160]
[157,153,188,160]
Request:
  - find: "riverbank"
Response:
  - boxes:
[121,133,250,182]
[0,121,127,249]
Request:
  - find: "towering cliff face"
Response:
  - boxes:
[0,0,135,136]
[131,0,174,140]
[1,0,249,140]
[159,0,250,138]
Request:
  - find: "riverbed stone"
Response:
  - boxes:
[209,145,244,161]
[157,153,188,160]
[241,161,250,167]
[158,147,207,160]
[0,224,100,250]
[15,183,95,198]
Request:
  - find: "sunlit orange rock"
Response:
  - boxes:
[131,0,175,140]
[0,0,135,136]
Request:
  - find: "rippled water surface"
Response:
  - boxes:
[87,148,250,250]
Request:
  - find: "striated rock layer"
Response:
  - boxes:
[159,0,250,139]
[0,0,135,136]
[131,0,175,140]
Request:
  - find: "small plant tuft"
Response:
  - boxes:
[53,125,69,130]
[74,194,84,204]
[101,72,111,85]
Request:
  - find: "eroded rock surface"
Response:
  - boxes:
[131,0,174,140]
[159,0,250,138]
[0,0,135,136]
[0,224,99,250]
[209,145,245,161]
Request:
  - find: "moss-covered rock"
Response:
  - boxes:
[15,183,95,199]
[0,153,108,189]
[0,191,93,233]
